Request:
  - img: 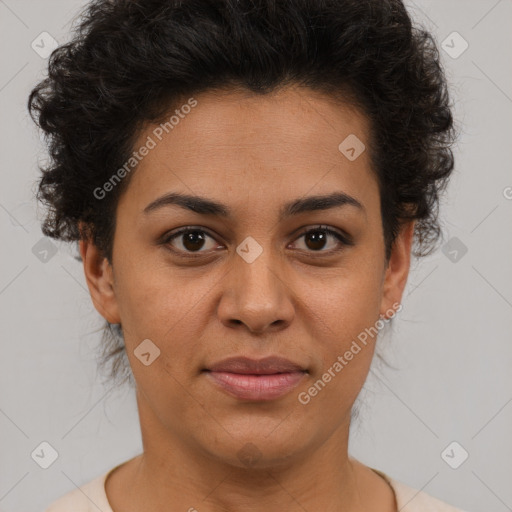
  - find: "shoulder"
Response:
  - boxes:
[372,468,469,512]
[43,471,113,512]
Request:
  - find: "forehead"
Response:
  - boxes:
[149,86,370,158]
[118,85,378,219]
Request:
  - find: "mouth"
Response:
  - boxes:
[202,356,308,401]
[203,370,306,401]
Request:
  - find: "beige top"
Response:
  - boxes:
[44,464,468,512]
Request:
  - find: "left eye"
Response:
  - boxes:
[162,225,350,255]
[290,226,349,253]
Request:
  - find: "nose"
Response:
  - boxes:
[217,246,295,334]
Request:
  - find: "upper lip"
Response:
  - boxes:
[205,356,306,375]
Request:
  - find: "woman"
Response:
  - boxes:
[29,0,467,510]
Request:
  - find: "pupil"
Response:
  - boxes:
[306,231,326,250]
[183,232,205,251]
[180,230,329,252]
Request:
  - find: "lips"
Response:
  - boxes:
[205,356,306,375]
[203,356,307,401]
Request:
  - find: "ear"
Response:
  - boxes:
[379,220,415,319]
[78,231,121,325]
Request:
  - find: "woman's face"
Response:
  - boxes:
[81,85,413,469]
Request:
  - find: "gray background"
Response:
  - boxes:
[1,1,511,511]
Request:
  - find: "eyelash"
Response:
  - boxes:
[160,225,353,258]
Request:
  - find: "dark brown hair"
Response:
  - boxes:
[28,0,457,385]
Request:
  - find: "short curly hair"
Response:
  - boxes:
[28,0,457,386]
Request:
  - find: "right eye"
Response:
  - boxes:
[161,227,223,255]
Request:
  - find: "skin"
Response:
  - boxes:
[79,85,414,512]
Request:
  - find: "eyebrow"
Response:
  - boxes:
[143,191,365,221]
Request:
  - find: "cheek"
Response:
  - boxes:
[111,257,183,342]
[115,263,207,408]
[303,287,380,412]
[299,265,383,382]
[113,259,214,367]
[305,263,383,335]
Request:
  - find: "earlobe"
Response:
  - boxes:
[379,221,415,319]
[79,237,121,325]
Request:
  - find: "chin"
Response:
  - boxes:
[202,423,311,470]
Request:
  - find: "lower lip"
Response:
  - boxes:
[205,371,306,401]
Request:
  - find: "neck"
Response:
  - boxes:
[105,390,393,512]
